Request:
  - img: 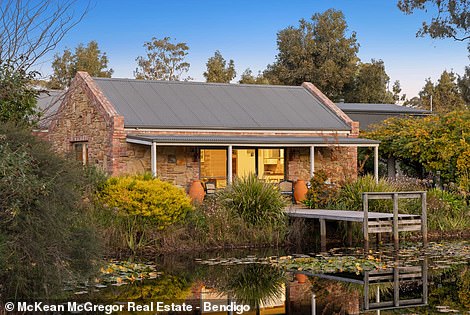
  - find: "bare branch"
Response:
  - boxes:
[0,0,89,72]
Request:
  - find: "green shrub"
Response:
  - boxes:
[218,173,287,226]
[97,175,193,253]
[330,175,400,212]
[0,123,101,300]
[304,170,339,208]
[426,188,470,231]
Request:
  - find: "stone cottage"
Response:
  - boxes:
[47,72,379,188]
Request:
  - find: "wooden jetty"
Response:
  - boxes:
[286,191,428,251]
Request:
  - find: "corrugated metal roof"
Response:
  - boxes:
[35,90,66,129]
[337,103,430,114]
[127,134,379,146]
[93,78,351,131]
[336,103,430,130]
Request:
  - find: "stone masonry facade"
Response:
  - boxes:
[48,72,359,189]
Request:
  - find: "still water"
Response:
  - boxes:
[83,241,470,314]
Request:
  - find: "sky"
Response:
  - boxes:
[36,0,470,99]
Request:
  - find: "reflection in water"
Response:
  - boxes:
[88,241,470,314]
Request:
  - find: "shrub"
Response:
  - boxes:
[97,175,193,253]
[426,188,470,231]
[218,173,287,226]
[304,170,339,208]
[0,123,102,300]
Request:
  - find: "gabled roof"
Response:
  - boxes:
[92,78,352,131]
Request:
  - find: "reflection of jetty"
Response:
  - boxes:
[291,258,428,313]
[286,191,428,250]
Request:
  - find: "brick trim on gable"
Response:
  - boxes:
[301,82,359,136]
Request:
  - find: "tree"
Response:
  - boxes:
[0,0,87,124]
[135,37,190,81]
[418,70,467,112]
[239,68,270,85]
[398,0,470,50]
[392,80,407,103]
[203,50,236,83]
[344,59,394,103]
[458,66,470,105]
[0,0,87,73]
[268,9,359,100]
[49,41,113,88]
[365,111,470,195]
[0,124,102,300]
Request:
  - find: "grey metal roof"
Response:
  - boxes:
[127,134,379,146]
[337,103,430,114]
[93,78,351,131]
[35,90,66,129]
[337,103,430,130]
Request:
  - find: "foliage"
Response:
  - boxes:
[49,40,113,89]
[458,66,470,105]
[0,63,40,124]
[0,123,101,300]
[418,70,467,113]
[238,68,271,85]
[267,9,359,100]
[278,255,386,275]
[97,175,193,253]
[397,0,470,51]
[365,111,470,195]
[183,197,287,248]
[304,170,339,209]
[218,173,287,226]
[329,175,401,213]
[135,36,190,81]
[203,50,236,83]
[426,188,470,231]
[344,59,395,103]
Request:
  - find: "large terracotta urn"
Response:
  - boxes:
[295,273,308,283]
[188,180,205,204]
[294,179,308,204]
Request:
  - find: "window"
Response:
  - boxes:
[200,149,227,188]
[73,142,88,165]
[258,149,285,182]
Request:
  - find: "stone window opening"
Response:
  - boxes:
[73,142,89,165]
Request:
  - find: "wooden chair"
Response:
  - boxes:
[205,181,217,198]
[279,180,294,204]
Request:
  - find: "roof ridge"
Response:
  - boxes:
[92,77,304,89]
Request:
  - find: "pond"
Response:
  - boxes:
[75,241,470,314]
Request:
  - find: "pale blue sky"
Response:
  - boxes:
[36,0,469,99]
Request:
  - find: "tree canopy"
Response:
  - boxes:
[239,68,270,85]
[398,0,470,50]
[49,41,113,89]
[266,9,359,100]
[135,37,190,81]
[365,111,470,195]
[418,70,467,113]
[203,50,236,83]
[344,59,395,103]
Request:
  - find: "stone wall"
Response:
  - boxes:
[124,144,199,188]
[286,147,357,183]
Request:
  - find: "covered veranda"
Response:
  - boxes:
[126,134,380,184]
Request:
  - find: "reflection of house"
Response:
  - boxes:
[336,103,431,130]
[47,72,379,188]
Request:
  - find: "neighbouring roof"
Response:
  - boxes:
[336,103,430,130]
[93,78,351,131]
[336,103,430,114]
[127,134,380,146]
[36,90,66,129]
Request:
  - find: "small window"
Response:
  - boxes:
[73,142,88,165]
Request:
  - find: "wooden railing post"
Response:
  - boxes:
[421,191,428,246]
[363,193,369,252]
[393,193,399,249]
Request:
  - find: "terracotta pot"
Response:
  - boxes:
[188,180,205,204]
[294,180,308,204]
[295,273,308,283]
